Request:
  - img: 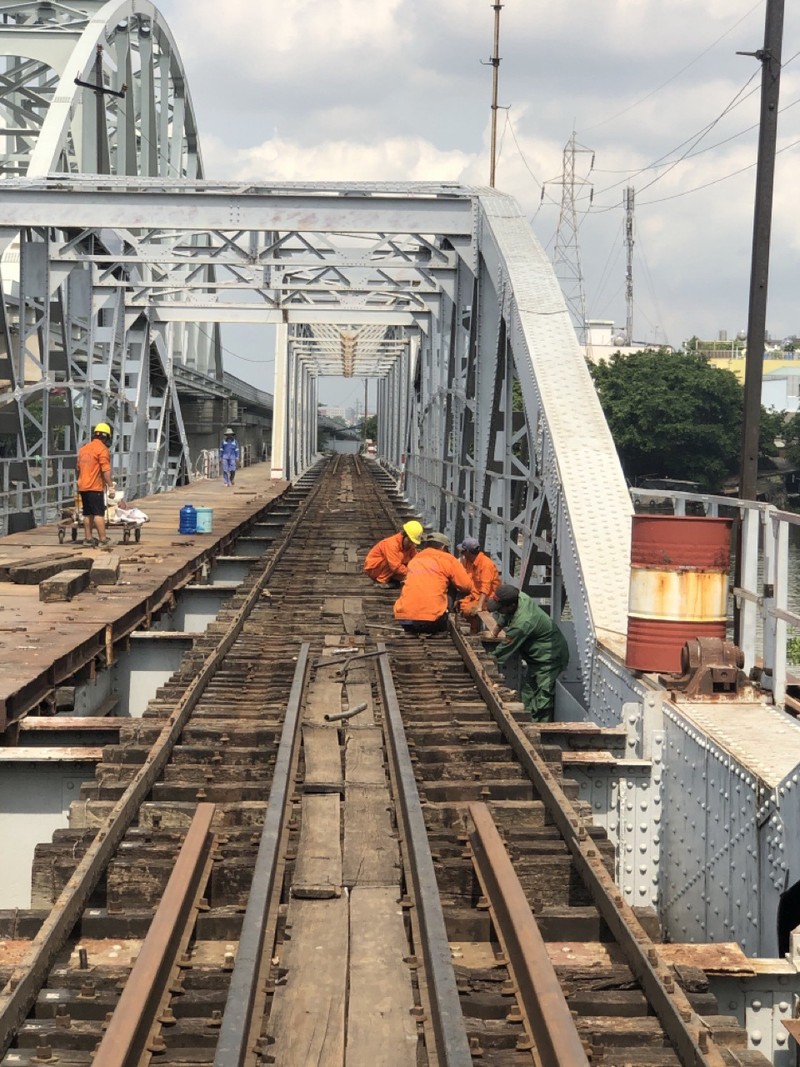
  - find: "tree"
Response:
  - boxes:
[589,349,754,491]
[363,414,377,440]
[782,412,800,467]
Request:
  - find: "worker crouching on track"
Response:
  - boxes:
[393,532,474,634]
[486,584,569,722]
[363,520,424,587]
[456,536,500,626]
[76,422,113,547]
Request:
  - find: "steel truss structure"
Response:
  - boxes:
[0,0,218,526]
[0,176,633,658]
[3,6,800,989]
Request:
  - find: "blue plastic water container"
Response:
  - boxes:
[179,504,197,534]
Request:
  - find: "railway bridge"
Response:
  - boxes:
[0,3,800,1064]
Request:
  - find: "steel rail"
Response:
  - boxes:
[213,644,310,1067]
[0,466,326,1057]
[449,621,728,1067]
[376,645,473,1067]
[92,803,217,1067]
[468,802,590,1067]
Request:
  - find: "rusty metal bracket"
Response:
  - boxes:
[660,638,752,700]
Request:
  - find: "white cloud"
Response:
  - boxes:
[202,133,473,184]
[154,0,800,352]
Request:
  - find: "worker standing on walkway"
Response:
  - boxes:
[76,423,113,547]
[486,584,569,722]
[219,427,240,486]
[363,520,424,586]
[393,532,474,633]
[456,536,500,622]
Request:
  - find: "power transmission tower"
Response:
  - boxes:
[546,132,593,344]
[624,186,635,345]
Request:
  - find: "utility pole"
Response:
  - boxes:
[74,44,127,174]
[488,2,503,187]
[738,0,784,502]
[363,378,368,446]
[624,187,635,345]
[547,132,594,344]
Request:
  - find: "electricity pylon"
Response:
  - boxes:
[546,132,594,344]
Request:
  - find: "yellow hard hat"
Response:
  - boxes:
[94,422,112,436]
[402,520,424,545]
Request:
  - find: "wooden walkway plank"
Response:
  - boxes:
[342,785,399,888]
[304,675,343,725]
[0,465,289,733]
[345,886,418,1067]
[342,680,374,724]
[345,728,386,786]
[302,724,344,793]
[293,793,342,899]
[268,896,348,1066]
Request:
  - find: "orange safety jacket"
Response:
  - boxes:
[76,438,111,492]
[363,532,415,584]
[459,551,500,615]
[393,548,474,622]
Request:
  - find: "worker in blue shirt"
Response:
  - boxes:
[219,427,240,486]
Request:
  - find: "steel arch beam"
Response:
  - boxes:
[0,1,212,527]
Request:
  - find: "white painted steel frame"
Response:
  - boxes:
[5,173,800,966]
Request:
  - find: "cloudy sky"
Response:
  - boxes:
[155,0,800,401]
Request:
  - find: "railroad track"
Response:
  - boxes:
[0,457,768,1067]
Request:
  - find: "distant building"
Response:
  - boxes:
[584,319,672,364]
[701,330,800,412]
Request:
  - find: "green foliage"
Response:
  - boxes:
[589,349,744,490]
[363,414,377,439]
[759,407,786,459]
[782,412,800,467]
[787,635,800,665]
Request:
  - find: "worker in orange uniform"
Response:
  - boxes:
[393,532,474,633]
[364,520,424,587]
[456,536,500,624]
[76,422,113,547]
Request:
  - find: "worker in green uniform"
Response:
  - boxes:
[486,584,569,722]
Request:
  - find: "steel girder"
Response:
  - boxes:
[0,177,632,679]
[4,179,800,960]
[0,1,210,528]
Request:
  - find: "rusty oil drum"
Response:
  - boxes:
[625,514,733,674]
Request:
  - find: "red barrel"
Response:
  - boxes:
[625,515,733,673]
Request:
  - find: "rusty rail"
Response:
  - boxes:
[450,620,728,1067]
[92,803,217,1067]
[0,470,326,1057]
[468,802,589,1067]
[377,646,473,1067]
[214,644,310,1067]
